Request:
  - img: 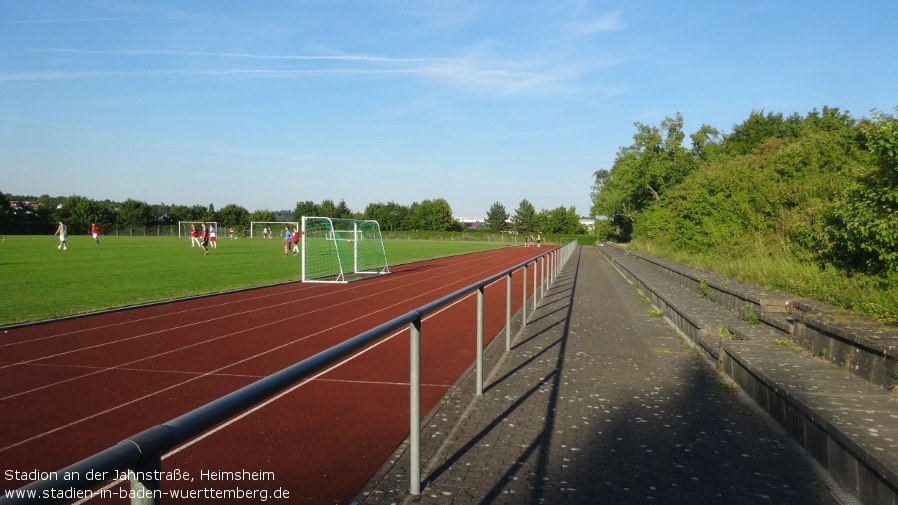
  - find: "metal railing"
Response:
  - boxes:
[2,241,578,504]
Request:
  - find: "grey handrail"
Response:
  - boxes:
[2,241,577,504]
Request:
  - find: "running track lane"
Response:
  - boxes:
[0,245,556,502]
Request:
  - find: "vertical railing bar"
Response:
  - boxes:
[476,285,484,395]
[409,318,422,495]
[130,454,161,505]
[532,260,537,311]
[553,251,556,282]
[540,256,545,300]
[522,263,528,326]
[505,273,512,352]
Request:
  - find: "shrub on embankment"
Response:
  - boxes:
[591,106,898,324]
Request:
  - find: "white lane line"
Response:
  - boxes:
[1,255,515,399]
[0,288,474,454]
[161,294,470,459]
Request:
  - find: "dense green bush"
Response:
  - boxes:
[592,106,898,322]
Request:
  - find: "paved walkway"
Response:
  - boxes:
[355,246,847,504]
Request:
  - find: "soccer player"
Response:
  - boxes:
[210,225,217,248]
[54,221,68,250]
[291,227,300,255]
[283,226,292,256]
[91,222,100,244]
[199,222,210,255]
[190,224,201,248]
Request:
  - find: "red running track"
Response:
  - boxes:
[0,245,553,503]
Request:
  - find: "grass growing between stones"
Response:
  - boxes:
[627,238,898,325]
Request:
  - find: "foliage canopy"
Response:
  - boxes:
[591,106,898,320]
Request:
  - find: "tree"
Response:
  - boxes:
[410,198,454,231]
[563,206,585,234]
[512,199,537,234]
[812,108,898,282]
[484,202,510,232]
[185,205,207,220]
[590,113,698,240]
[0,191,9,224]
[318,199,338,218]
[58,195,111,234]
[249,209,277,223]
[292,201,318,222]
[334,199,352,219]
[690,124,723,161]
[203,203,219,223]
[722,109,812,156]
[167,205,189,223]
[364,201,409,231]
[218,204,249,228]
[591,168,633,228]
[117,199,154,229]
[534,206,583,234]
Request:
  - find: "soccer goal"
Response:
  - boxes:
[250,221,299,239]
[301,217,390,283]
[178,221,219,239]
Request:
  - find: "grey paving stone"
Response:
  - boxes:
[355,246,846,505]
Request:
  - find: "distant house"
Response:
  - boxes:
[580,218,595,233]
[455,217,484,229]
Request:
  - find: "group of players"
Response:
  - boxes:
[188,223,216,255]
[523,232,542,247]
[52,221,100,251]
[189,223,300,257]
[282,226,300,256]
[46,221,295,257]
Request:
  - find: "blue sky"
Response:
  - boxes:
[2,1,896,219]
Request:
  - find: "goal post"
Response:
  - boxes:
[178,221,219,239]
[250,221,299,239]
[301,217,390,283]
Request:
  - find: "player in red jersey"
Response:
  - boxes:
[190,224,200,248]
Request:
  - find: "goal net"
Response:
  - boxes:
[250,221,299,239]
[302,217,390,283]
[178,221,219,239]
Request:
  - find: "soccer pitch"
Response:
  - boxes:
[0,235,508,326]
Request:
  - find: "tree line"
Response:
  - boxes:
[0,193,587,236]
[591,106,898,286]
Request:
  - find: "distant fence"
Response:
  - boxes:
[0,226,597,246]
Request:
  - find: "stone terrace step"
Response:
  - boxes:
[598,244,898,504]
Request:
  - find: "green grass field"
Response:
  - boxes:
[0,235,507,326]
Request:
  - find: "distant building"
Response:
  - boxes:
[455,217,484,229]
[580,218,595,233]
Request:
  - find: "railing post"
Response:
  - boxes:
[476,285,484,396]
[522,264,528,326]
[532,260,538,311]
[506,273,512,351]
[130,454,161,505]
[409,318,422,495]
[540,256,545,300]
[552,250,557,282]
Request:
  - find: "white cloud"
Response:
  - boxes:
[568,9,625,36]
